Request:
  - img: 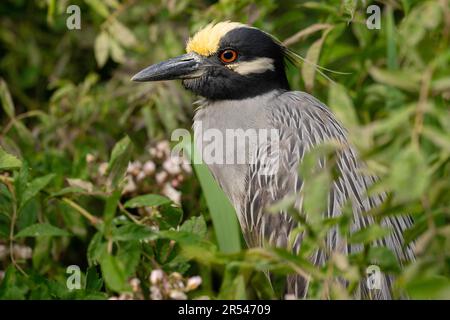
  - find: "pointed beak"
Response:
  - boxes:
[131,52,206,82]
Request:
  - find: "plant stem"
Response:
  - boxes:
[1,176,28,276]
[61,197,101,226]
[118,202,142,224]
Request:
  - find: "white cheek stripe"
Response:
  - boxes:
[228,57,275,75]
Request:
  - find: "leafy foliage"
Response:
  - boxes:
[0,0,449,299]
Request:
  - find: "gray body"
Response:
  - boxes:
[194,89,415,299]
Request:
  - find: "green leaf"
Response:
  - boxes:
[100,254,128,292]
[85,0,109,18]
[107,136,133,191]
[422,127,450,152]
[124,194,171,208]
[112,223,158,241]
[406,276,450,299]
[87,232,106,266]
[12,121,34,145]
[159,217,216,249]
[94,32,109,68]
[0,79,15,118]
[46,0,56,25]
[398,1,442,48]
[298,143,338,223]
[15,223,70,238]
[369,67,421,92]
[103,190,121,233]
[367,246,400,272]
[219,264,247,299]
[385,5,398,70]
[17,197,39,230]
[141,104,157,139]
[0,147,21,170]
[328,83,358,128]
[181,138,241,253]
[301,28,331,92]
[109,38,125,64]
[431,76,450,93]
[157,205,183,229]
[0,266,28,299]
[401,0,411,14]
[32,236,51,269]
[302,170,331,224]
[351,12,371,47]
[159,229,203,246]
[180,215,207,239]
[85,267,104,291]
[389,147,429,202]
[20,173,55,208]
[342,0,356,21]
[348,225,391,244]
[116,241,141,277]
[301,2,336,14]
[369,105,414,135]
[108,20,137,48]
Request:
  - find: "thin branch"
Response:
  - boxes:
[0,110,44,138]
[1,176,27,276]
[283,23,332,46]
[61,197,101,226]
[118,201,142,224]
[412,67,433,147]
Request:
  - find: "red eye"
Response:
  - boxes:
[219,49,238,63]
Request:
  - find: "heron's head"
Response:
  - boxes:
[132,22,290,100]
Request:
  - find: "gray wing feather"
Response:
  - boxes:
[241,91,415,299]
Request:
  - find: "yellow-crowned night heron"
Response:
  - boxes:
[132,22,414,299]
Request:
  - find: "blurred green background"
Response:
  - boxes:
[0,0,449,299]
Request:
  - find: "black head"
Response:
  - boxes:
[132,22,290,100]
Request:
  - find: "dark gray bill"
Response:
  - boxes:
[131,52,205,82]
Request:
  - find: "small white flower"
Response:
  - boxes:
[156,140,170,154]
[98,162,109,176]
[171,272,182,280]
[143,161,156,175]
[86,153,96,163]
[163,183,181,204]
[155,171,168,184]
[118,293,133,300]
[0,245,7,260]
[150,286,162,300]
[149,147,157,157]
[171,178,180,188]
[171,280,184,290]
[163,157,181,175]
[122,176,137,194]
[169,290,187,300]
[186,276,202,291]
[130,278,141,293]
[13,244,32,259]
[150,269,164,285]
[127,161,142,176]
[136,171,146,182]
[181,160,192,174]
